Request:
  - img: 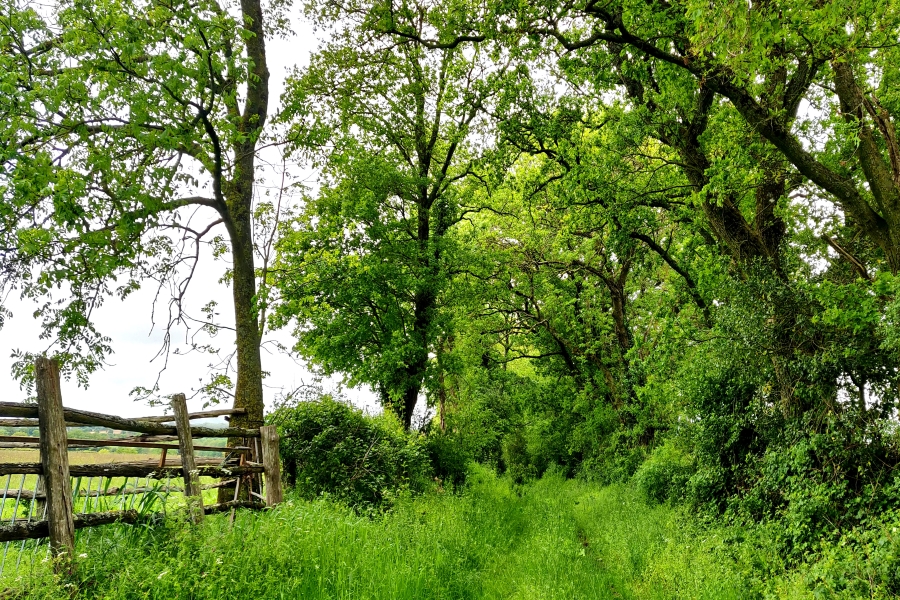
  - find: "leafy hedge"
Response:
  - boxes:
[266,396,432,510]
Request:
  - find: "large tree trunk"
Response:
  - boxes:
[395,286,433,430]
[218,159,265,503]
[400,385,420,431]
[228,0,268,429]
[228,224,264,430]
[217,0,268,501]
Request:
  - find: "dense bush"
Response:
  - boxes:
[789,507,900,598]
[267,396,432,510]
[734,413,900,558]
[422,430,471,487]
[632,440,694,504]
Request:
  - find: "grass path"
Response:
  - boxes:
[12,467,761,599]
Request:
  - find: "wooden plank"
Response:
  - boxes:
[260,426,283,506]
[7,479,236,500]
[132,408,247,423]
[0,403,39,419]
[69,463,264,478]
[0,435,245,453]
[204,500,264,515]
[0,500,266,543]
[0,509,142,542]
[121,434,178,442]
[172,394,203,522]
[35,357,75,563]
[202,479,237,491]
[0,463,43,475]
[0,462,264,478]
[0,418,83,428]
[0,402,259,437]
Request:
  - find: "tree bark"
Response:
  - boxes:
[217,0,268,501]
[226,0,268,431]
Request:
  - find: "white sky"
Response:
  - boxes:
[0,9,378,418]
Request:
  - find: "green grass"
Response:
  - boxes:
[8,466,767,600]
[0,447,236,522]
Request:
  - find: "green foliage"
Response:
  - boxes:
[421,430,471,487]
[273,0,511,428]
[633,441,695,505]
[735,415,900,559]
[267,396,432,510]
[8,0,900,594]
[0,0,274,415]
[786,509,900,598]
[681,356,770,511]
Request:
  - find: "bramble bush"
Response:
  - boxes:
[789,507,900,598]
[734,413,900,559]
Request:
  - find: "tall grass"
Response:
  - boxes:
[10,466,763,599]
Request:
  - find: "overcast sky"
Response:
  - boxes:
[0,10,379,418]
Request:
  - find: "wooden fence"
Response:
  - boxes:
[0,357,282,571]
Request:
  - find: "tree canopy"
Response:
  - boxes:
[1,0,273,429]
[273,0,510,428]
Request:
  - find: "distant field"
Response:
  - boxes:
[0,449,164,464]
[0,448,225,522]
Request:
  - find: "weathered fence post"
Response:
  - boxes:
[171,394,203,523]
[34,476,46,520]
[260,425,283,506]
[35,357,75,566]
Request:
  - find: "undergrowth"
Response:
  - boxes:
[9,466,877,599]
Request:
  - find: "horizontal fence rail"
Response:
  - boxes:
[0,408,248,429]
[0,463,265,478]
[0,357,282,577]
[0,402,260,438]
[131,408,248,423]
[0,435,253,453]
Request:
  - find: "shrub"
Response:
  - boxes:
[632,440,694,504]
[734,413,900,559]
[267,396,432,510]
[423,430,471,487]
[501,428,537,484]
[784,507,900,598]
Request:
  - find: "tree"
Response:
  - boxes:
[0,0,273,428]
[512,0,900,273]
[486,0,892,414]
[273,0,506,429]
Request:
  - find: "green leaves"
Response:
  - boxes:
[0,0,271,410]
[274,0,507,426]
